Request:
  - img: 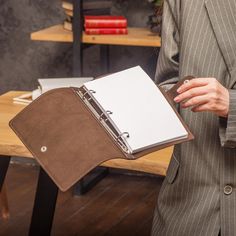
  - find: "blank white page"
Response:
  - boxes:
[84,66,188,153]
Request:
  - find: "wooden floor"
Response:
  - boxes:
[0,164,164,236]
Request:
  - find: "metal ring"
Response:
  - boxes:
[104,111,113,122]
[82,90,96,100]
[99,110,113,121]
[117,132,130,140]
[106,110,113,115]
[99,112,106,121]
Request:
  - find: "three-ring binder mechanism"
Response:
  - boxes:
[75,66,191,154]
[76,86,131,154]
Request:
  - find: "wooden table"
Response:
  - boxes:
[0,91,172,235]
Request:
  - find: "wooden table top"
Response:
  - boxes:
[0,91,172,175]
[0,91,32,158]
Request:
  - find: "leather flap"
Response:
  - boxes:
[9,88,125,192]
[166,76,195,101]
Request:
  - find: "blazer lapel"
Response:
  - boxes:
[205,0,236,85]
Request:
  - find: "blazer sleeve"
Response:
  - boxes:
[219,69,236,148]
[154,0,180,91]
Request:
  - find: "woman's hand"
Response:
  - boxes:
[174,78,229,117]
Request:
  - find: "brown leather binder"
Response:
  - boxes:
[9,78,194,192]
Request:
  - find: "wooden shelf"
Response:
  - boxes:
[31,24,161,47]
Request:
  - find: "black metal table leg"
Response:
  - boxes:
[0,156,10,192]
[74,167,109,196]
[100,45,110,74]
[28,167,58,236]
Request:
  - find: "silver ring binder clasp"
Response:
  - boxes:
[106,111,113,115]
[99,110,113,122]
[76,87,130,153]
[117,132,130,140]
[82,90,96,100]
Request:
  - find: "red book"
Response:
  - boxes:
[85,28,128,35]
[84,15,127,28]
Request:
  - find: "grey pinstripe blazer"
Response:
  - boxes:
[151,0,236,236]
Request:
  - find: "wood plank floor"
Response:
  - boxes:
[0,164,164,236]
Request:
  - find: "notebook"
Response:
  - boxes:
[9,66,193,191]
[81,66,188,154]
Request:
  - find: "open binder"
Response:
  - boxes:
[9,66,194,191]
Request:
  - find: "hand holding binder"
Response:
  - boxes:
[9,66,193,191]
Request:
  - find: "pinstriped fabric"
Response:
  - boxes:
[151,0,236,236]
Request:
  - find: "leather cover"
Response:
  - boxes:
[166,75,195,100]
[9,77,194,192]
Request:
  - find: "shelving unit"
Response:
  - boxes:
[31,24,161,47]
[30,0,161,76]
[30,0,167,194]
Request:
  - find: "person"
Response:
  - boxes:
[151,0,236,235]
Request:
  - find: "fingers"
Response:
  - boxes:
[174,77,218,103]
[174,86,207,103]
[181,95,209,108]
[177,78,210,93]
[173,77,229,117]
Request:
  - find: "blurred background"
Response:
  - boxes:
[0,0,160,94]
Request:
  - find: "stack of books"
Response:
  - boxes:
[62,0,112,31]
[84,15,128,35]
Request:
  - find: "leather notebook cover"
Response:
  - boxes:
[10,88,125,192]
[9,78,193,192]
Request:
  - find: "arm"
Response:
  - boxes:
[155,0,180,90]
